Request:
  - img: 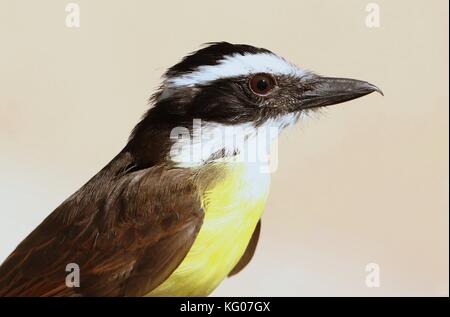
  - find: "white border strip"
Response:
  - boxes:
[167,53,306,87]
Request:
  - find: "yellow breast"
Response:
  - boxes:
[148,161,270,296]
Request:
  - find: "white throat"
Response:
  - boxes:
[168,113,301,172]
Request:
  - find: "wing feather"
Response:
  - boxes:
[0,158,204,297]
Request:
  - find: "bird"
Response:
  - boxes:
[0,42,382,296]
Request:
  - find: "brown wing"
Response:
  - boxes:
[228,220,261,277]
[0,160,203,297]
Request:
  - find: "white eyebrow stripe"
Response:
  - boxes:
[167,53,306,87]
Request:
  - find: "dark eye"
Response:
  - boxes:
[249,73,276,96]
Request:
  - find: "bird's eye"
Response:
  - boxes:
[249,73,276,96]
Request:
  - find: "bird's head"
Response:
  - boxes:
[127,42,382,168]
[158,42,381,125]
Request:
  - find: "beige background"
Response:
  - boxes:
[0,0,448,296]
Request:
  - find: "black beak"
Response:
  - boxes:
[298,76,383,110]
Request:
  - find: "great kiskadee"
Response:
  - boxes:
[0,42,382,296]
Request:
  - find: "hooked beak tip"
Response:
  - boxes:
[366,82,384,96]
[295,76,383,110]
